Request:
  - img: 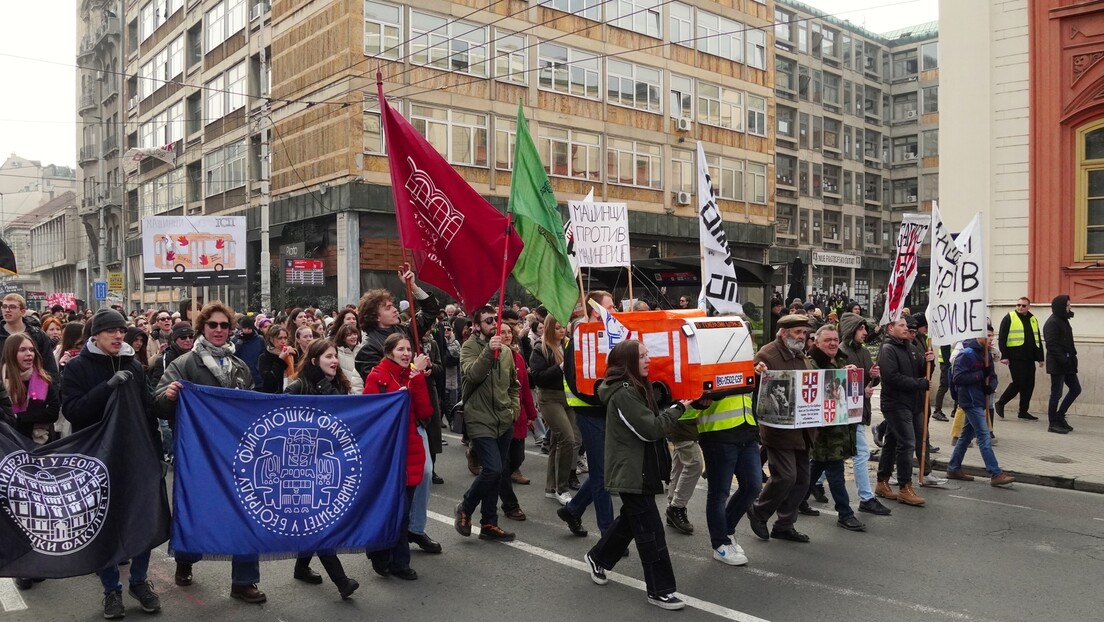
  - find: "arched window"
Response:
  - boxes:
[1077,119,1104,260]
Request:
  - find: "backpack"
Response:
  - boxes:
[947,356,959,403]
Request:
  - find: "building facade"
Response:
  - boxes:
[0,155,78,231]
[772,0,938,310]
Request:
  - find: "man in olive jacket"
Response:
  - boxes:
[454,305,520,542]
[747,314,816,543]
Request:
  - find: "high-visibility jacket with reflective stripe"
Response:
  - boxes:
[690,394,756,434]
[1006,311,1041,349]
[564,379,589,407]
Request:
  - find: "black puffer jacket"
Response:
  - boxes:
[528,344,566,391]
[60,340,158,445]
[1043,294,1077,375]
[284,365,347,395]
[877,335,928,414]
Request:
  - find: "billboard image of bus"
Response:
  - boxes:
[142,216,246,284]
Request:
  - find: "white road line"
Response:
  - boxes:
[0,578,29,612]
[1093,517,1104,522]
[947,495,1036,511]
[426,511,770,622]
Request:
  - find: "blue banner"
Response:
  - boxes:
[172,383,409,558]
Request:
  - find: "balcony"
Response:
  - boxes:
[102,135,119,157]
[99,186,123,208]
[78,89,97,114]
[95,17,121,45]
[78,145,99,165]
[101,80,119,104]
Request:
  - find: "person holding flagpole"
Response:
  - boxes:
[354,270,440,381]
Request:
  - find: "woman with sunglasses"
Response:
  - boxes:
[150,311,175,353]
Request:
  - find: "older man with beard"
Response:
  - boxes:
[747,315,817,543]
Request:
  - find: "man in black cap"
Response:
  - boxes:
[875,317,933,506]
[232,315,264,387]
[61,309,162,619]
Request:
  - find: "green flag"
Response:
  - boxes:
[509,104,580,325]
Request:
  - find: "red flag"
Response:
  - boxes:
[377,85,522,314]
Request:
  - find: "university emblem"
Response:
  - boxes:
[801,372,819,403]
[0,452,110,555]
[234,406,362,536]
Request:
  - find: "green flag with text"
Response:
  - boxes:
[509,104,580,324]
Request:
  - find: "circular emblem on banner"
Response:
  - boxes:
[233,406,362,536]
[0,452,111,555]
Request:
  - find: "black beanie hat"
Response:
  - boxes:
[238,315,255,330]
[170,321,195,342]
[90,309,128,335]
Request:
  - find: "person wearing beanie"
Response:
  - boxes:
[232,315,264,387]
[147,322,195,392]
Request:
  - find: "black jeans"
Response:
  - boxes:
[1048,373,1081,425]
[462,431,512,526]
[998,359,1038,415]
[500,437,527,512]
[934,364,951,412]
[877,409,915,484]
[368,485,417,572]
[587,493,676,599]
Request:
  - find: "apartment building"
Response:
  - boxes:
[772,0,938,309]
[17,193,89,297]
[0,155,78,229]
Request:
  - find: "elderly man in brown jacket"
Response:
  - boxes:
[747,315,817,543]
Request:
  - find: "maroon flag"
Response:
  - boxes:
[378,85,522,314]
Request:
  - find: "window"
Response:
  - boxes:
[798,160,809,196]
[843,124,852,158]
[822,72,840,106]
[364,0,402,59]
[205,74,224,120]
[140,2,155,42]
[610,0,661,38]
[864,130,880,159]
[746,162,767,203]
[540,127,601,180]
[538,43,600,99]
[697,83,742,131]
[864,87,880,116]
[841,34,851,69]
[865,173,880,201]
[820,28,837,59]
[670,3,693,47]
[746,28,767,70]
[893,92,918,121]
[798,65,809,100]
[746,95,766,137]
[892,178,919,204]
[811,70,822,104]
[541,0,601,20]
[494,31,527,84]
[823,118,840,150]
[922,86,938,114]
[670,74,693,119]
[893,135,919,162]
[705,155,743,200]
[606,139,662,188]
[205,143,247,196]
[812,116,822,150]
[812,163,822,197]
[697,11,742,63]
[799,208,810,243]
[776,56,796,92]
[139,61,155,99]
[892,50,918,80]
[810,23,822,60]
[410,105,489,167]
[922,173,939,202]
[1078,122,1104,258]
[204,61,246,121]
[922,129,938,157]
[864,44,880,76]
[776,203,796,236]
[166,100,185,144]
[824,211,840,241]
[607,59,661,113]
[776,154,796,186]
[167,36,184,82]
[812,211,822,244]
[777,105,796,139]
[798,113,808,148]
[363,96,386,154]
[411,12,487,76]
[921,42,938,70]
[671,148,693,193]
[774,9,792,45]
[206,0,246,52]
[843,170,853,202]
[823,164,840,194]
[495,117,516,170]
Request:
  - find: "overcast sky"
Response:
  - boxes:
[0,0,938,170]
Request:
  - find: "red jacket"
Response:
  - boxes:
[363,356,433,486]
[512,349,538,440]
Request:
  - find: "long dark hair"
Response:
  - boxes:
[125,327,149,368]
[604,339,655,411]
[60,321,84,353]
[2,334,52,408]
[294,339,350,393]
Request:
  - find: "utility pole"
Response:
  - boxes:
[259,29,272,312]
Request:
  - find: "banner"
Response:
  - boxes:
[123,144,177,174]
[695,142,742,314]
[926,204,986,346]
[0,237,16,275]
[568,201,630,268]
[378,85,522,315]
[142,216,246,285]
[0,382,170,578]
[756,368,864,429]
[563,189,593,277]
[46,292,77,311]
[172,383,410,557]
[879,213,931,326]
[587,298,633,352]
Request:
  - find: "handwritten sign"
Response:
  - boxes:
[568,201,630,268]
[926,204,986,346]
[756,368,864,429]
[46,292,77,311]
[879,213,931,326]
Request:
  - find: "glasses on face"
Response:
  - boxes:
[103,327,127,336]
[1,304,21,311]
[206,321,231,330]
[481,318,497,325]
[158,316,171,321]
[1016,304,1028,308]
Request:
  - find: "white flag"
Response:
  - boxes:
[122,143,177,174]
[563,189,592,277]
[879,212,931,326]
[926,203,986,346]
[695,142,742,314]
[588,298,633,351]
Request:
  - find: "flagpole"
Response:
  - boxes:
[493,213,513,360]
[627,265,634,308]
[920,337,932,485]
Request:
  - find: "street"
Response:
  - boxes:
[4,432,1103,622]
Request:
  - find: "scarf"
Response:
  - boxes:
[193,336,237,388]
[4,366,51,444]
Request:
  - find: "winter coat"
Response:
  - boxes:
[808,347,856,462]
[511,349,539,440]
[754,337,816,450]
[528,344,566,391]
[952,339,998,409]
[598,378,682,495]
[232,332,266,388]
[0,323,60,382]
[354,297,440,380]
[459,335,520,439]
[419,334,444,455]
[147,343,187,392]
[837,312,875,426]
[877,335,928,414]
[257,349,293,394]
[363,356,432,486]
[337,344,364,394]
[3,371,60,443]
[153,344,253,425]
[1043,295,1077,375]
[60,340,158,445]
[284,364,348,396]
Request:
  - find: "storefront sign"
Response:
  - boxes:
[813,251,862,269]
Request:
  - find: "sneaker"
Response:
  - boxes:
[648,593,686,610]
[1017,412,1039,421]
[1048,425,1069,434]
[545,491,573,506]
[712,543,748,566]
[584,553,609,585]
[920,473,948,487]
[837,515,866,532]
[665,505,694,534]
[128,581,161,613]
[991,472,1015,487]
[811,483,828,504]
[557,506,589,537]
[858,498,892,516]
[478,523,516,542]
[103,591,125,619]
[454,502,472,537]
[932,411,949,422]
[577,455,589,473]
[888,476,899,486]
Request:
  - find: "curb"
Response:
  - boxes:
[931,458,1104,494]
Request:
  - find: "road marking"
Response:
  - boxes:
[1093,517,1104,522]
[948,495,1036,511]
[427,511,770,621]
[0,578,28,612]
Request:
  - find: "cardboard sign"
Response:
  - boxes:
[926,204,986,346]
[142,216,246,285]
[568,201,630,268]
[757,368,864,429]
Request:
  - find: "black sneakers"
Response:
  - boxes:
[584,553,609,585]
[557,507,588,537]
[127,581,161,613]
[648,593,685,610]
[478,524,516,542]
[103,591,125,619]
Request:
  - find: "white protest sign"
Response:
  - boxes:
[563,189,592,277]
[879,213,931,326]
[569,201,630,268]
[926,204,986,346]
[695,141,742,314]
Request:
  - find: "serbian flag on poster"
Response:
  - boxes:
[377,79,523,314]
[171,383,409,558]
[879,213,931,326]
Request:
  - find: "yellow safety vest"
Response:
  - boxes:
[690,394,756,434]
[1006,312,1041,349]
[564,379,589,407]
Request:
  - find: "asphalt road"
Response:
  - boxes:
[4,433,1103,622]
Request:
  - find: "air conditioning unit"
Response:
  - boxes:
[906,110,917,119]
[676,117,692,132]
[906,195,918,202]
[904,152,917,161]
[250,2,266,21]
[676,191,692,205]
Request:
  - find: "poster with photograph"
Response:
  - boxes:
[757,369,864,429]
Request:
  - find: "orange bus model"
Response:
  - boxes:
[574,309,757,404]
[151,233,237,274]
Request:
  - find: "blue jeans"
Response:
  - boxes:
[565,413,614,534]
[854,424,874,502]
[98,550,151,594]
[699,440,762,549]
[808,459,853,520]
[462,431,512,526]
[409,426,432,535]
[1047,373,1081,426]
[174,552,260,585]
[948,405,1002,476]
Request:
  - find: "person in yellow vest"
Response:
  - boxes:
[996,297,1044,421]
